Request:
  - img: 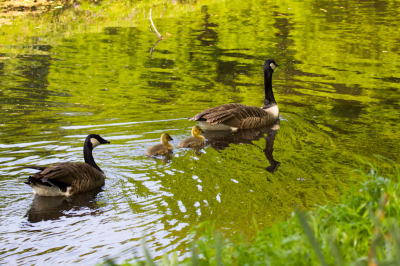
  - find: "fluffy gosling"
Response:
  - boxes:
[146,133,173,156]
[178,125,205,148]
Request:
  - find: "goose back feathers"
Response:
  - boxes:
[25,134,110,197]
[189,59,279,131]
[190,103,279,130]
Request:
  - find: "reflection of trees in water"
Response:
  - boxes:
[194,5,255,90]
[197,5,219,46]
[0,58,4,77]
[5,48,52,103]
[273,11,295,52]
[25,188,103,223]
[1,48,66,143]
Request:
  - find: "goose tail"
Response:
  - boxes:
[24,166,46,171]
[24,176,43,186]
[24,176,70,196]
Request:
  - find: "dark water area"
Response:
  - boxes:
[0,0,400,264]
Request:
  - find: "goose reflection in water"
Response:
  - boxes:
[204,120,281,173]
[25,187,103,223]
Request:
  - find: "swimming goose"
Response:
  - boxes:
[178,125,205,148]
[24,134,110,197]
[146,133,173,156]
[189,59,279,131]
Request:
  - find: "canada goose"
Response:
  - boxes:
[178,125,205,148]
[189,59,279,131]
[24,134,110,197]
[146,133,173,156]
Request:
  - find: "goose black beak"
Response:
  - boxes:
[102,140,111,144]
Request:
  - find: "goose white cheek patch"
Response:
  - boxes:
[90,138,101,148]
[270,63,276,70]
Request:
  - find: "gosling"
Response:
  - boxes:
[146,133,173,156]
[178,125,205,148]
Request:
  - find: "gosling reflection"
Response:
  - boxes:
[25,188,103,223]
[204,121,281,173]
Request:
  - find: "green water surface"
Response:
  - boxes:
[0,0,399,264]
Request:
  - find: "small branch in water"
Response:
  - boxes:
[149,9,163,40]
[149,8,164,58]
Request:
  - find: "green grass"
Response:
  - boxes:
[108,157,400,265]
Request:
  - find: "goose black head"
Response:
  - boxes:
[264,59,279,73]
[86,134,111,149]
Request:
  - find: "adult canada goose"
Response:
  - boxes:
[189,59,279,131]
[146,133,173,156]
[178,125,205,148]
[24,134,110,197]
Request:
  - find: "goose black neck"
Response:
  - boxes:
[83,141,103,173]
[263,70,276,108]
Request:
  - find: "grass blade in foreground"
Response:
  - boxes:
[297,211,328,266]
[109,161,400,265]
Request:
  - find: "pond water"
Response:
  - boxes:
[1,0,400,264]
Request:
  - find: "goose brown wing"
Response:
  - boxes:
[31,162,102,185]
[191,104,270,129]
[189,103,247,122]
